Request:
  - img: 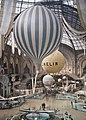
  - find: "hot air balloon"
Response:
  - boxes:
[43,74,55,87]
[13,4,62,93]
[42,50,65,74]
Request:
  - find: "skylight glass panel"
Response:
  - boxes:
[11,0,85,51]
[62,33,73,48]
[23,0,29,1]
[63,0,77,8]
[22,3,28,8]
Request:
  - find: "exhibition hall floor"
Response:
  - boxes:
[0,96,86,120]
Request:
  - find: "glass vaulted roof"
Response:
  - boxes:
[6,0,86,50]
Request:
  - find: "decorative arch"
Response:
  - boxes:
[0,82,3,96]
[77,53,86,77]
[4,56,8,67]
[16,58,18,64]
[0,75,10,97]
[63,54,73,73]
[24,64,30,74]
[24,61,31,68]
[15,58,19,74]
[9,57,14,74]
[3,56,8,74]
[23,61,31,77]
[60,45,75,74]
[10,57,14,65]
[81,59,86,75]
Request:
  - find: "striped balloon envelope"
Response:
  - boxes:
[13,4,62,72]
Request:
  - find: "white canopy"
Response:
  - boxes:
[75,90,86,95]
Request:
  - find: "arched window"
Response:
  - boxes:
[24,64,30,74]
[83,65,86,74]
[15,64,19,74]
[4,63,8,74]
[9,63,14,74]
[0,83,3,96]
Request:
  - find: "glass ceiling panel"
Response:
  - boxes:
[68,37,85,50]
[63,0,77,8]
[61,33,73,48]
[61,30,85,50]
[7,0,85,51]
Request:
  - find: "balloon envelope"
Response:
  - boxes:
[42,50,65,73]
[43,74,55,86]
[13,5,62,71]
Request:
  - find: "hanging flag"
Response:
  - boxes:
[1,0,15,34]
[0,0,16,58]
